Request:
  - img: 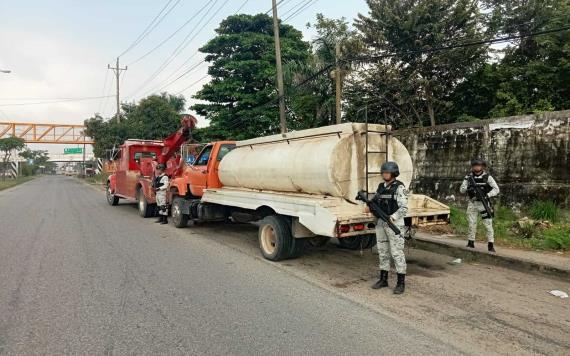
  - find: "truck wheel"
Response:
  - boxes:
[288,238,307,259]
[258,215,293,261]
[307,236,330,247]
[171,197,189,228]
[106,183,119,206]
[137,189,155,218]
[338,235,376,250]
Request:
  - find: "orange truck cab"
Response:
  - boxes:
[168,141,236,227]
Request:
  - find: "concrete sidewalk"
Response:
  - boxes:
[413,232,570,280]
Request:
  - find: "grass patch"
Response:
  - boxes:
[84,173,110,185]
[0,176,35,191]
[530,200,559,222]
[448,202,569,251]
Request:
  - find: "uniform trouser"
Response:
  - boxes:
[375,220,407,274]
[467,201,494,242]
[156,191,168,216]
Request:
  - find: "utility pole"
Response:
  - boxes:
[107,58,127,120]
[335,42,342,124]
[271,0,287,134]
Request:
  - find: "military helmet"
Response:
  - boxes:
[380,161,400,177]
[156,163,166,171]
[470,158,487,167]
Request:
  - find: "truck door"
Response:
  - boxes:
[115,147,128,196]
[188,144,213,196]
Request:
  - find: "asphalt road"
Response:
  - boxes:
[0,176,460,355]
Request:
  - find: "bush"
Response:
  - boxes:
[541,226,570,250]
[530,200,559,222]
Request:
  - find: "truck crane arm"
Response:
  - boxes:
[158,114,198,164]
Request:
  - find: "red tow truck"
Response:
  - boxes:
[105,115,197,217]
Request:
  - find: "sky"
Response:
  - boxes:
[0,0,369,155]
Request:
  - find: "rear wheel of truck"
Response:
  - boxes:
[288,238,307,259]
[258,215,293,261]
[171,196,189,228]
[137,189,155,218]
[338,235,376,250]
[106,183,119,206]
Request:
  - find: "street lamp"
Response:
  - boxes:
[0,69,11,73]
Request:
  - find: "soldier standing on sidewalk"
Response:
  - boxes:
[460,158,500,252]
[367,161,409,294]
[154,164,169,225]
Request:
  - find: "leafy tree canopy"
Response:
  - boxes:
[191,14,310,140]
[84,93,186,158]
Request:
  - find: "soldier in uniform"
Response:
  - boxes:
[154,164,169,225]
[367,161,409,294]
[460,158,500,252]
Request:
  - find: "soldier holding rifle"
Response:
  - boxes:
[460,158,500,252]
[361,161,409,295]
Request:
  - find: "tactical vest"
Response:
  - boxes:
[375,180,404,216]
[154,174,165,189]
[468,172,492,199]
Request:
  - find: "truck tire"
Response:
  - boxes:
[307,236,330,247]
[288,238,307,259]
[258,215,293,261]
[106,182,119,206]
[171,196,189,228]
[338,235,376,250]
[137,189,155,218]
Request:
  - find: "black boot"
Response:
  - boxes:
[155,216,163,223]
[393,273,406,294]
[160,215,168,225]
[466,240,475,248]
[488,242,496,253]
[371,270,389,289]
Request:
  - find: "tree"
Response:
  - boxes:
[192,14,310,140]
[19,149,54,176]
[451,0,570,118]
[284,14,362,129]
[349,0,489,127]
[84,93,186,158]
[0,137,25,180]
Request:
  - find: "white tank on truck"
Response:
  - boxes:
[174,123,450,261]
[218,123,414,202]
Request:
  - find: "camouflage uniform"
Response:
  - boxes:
[155,173,169,216]
[459,172,499,243]
[375,182,409,274]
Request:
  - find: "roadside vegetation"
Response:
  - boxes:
[0,176,35,191]
[84,173,110,185]
[450,201,570,251]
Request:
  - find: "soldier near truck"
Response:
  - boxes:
[154,164,169,225]
[366,161,409,295]
[460,158,500,252]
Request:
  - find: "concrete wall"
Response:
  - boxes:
[396,110,570,207]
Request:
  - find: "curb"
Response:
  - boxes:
[412,237,570,281]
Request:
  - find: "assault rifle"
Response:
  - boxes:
[467,175,494,219]
[356,190,401,235]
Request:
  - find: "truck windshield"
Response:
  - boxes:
[194,145,213,166]
[133,152,157,161]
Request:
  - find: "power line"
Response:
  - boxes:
[128,0,222,98]
[284,0,320,21]
[280,0,309,18]
[351,25,570,63]
[127,0,216,66]
[116,0,179,59]
[97,70,110,113]
[222,25,570,130]
[176,74,210,95]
